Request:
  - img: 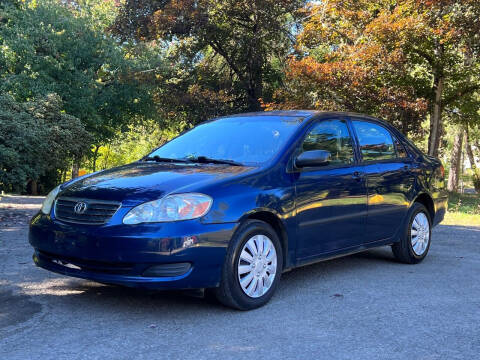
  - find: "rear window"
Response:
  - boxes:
[352,120,396,161]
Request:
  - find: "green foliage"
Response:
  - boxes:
[66,0,119,29]
[0,0,160,192]
[88,120,184,171]
[0,0,155,144]
[0,94,90,193]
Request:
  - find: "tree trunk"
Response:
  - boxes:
[247,46,263,111]
[71,157,80,179]
[246,85,263,111]
[207,38,263,112]
[427,74,444,157]
[447,128,464,192]
[465,127,480,192]
[428,42,445,157]
[30,180,38,196]
[246,15,263,112]
[92,145,100,173]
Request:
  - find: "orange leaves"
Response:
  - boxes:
[287,42,402,92]
[298,1,379,49]
[273,0,429,133]
[150,0,206,38]
[274,0,479,132]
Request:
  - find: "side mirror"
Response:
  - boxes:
[295,150,331,168]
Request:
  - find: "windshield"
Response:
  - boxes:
[148,116,304,165]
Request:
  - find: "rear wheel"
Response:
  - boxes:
[392,203,431,264]
[214,220,283,310]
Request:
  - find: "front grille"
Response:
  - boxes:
[54,197,120,225]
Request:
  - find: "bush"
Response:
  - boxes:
[0,94,90,193]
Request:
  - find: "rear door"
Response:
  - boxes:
[294,118,367,260]
[350,118,415,243]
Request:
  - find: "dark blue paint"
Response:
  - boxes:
[29,111,448,290]
[294,165,367,258]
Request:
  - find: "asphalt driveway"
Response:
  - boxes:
[1,195,479,360]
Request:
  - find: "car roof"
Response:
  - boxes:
[223,110,320,118]
[218,110,387,123]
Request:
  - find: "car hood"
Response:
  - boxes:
[59,162,255,205]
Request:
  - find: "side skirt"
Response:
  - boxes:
[293,238,395,270]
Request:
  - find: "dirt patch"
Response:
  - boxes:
[0,288,42,329]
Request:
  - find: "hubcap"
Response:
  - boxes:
[237,234,277,298]
[411,212,430,256]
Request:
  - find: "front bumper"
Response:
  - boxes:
[29,213,237,289]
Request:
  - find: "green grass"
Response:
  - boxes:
[443,192,480,227]
[447,192,480,214]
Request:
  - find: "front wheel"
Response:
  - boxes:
[392,203,432,264]
[214,220,283,310]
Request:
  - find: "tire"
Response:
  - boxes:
[392,203,432,264]
[214,220,283,310]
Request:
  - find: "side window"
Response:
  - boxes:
[393,136,408,158]
[301,119,355,166]
[352,120,395,161]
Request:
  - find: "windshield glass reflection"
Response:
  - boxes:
[149,116,304,165]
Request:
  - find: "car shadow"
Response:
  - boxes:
[3,246,398,318]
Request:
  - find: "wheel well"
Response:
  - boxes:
[247,211,288,269]
[414,193,435,222]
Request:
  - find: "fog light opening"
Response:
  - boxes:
[142,262,192,277]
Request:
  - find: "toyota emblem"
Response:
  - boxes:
[73,202,88,214]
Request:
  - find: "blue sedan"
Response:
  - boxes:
[29,111,448,310]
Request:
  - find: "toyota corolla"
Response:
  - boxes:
[29,111,447,310]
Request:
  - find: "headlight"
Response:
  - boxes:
[123,193,213,224]
[41,185,61,215]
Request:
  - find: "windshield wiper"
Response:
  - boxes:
[187,156,244,166]
[142,156,189,163]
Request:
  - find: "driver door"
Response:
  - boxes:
[294,118,367,260]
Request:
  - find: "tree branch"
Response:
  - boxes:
[209,39,249,89]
